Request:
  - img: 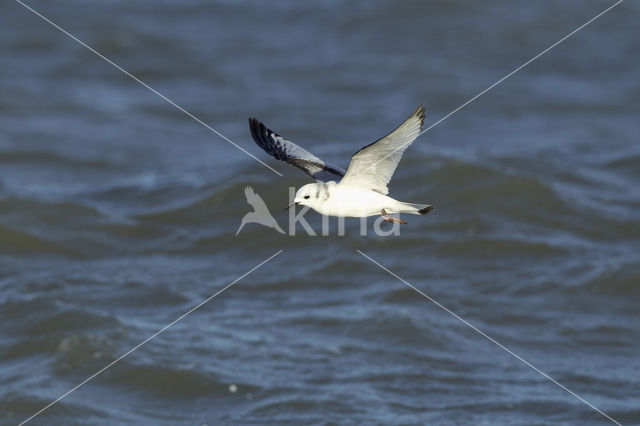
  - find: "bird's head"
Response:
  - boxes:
[286,183,320,210]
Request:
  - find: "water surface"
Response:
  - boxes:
[1,0,639,424]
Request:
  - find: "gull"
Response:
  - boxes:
[248,106,433,224]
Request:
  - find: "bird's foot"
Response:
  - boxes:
[381,209,407,224]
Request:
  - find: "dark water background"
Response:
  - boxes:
[1,0,639,424]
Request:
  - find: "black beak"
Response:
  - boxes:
[285,201,298,210]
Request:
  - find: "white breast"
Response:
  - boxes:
[315,186,393,217]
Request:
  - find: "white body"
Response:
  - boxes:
[293,181,426,218]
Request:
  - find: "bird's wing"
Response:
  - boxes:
[338,105,425,195]
[244,186,269,212]
[249,118,345,182]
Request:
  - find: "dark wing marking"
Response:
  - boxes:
[249,118,345,182]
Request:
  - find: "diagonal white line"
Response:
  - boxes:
[356,250,621,426]
[418,0,623,138]
[19,249,283,426]
[358,0,623,177]
[13,0,283,177]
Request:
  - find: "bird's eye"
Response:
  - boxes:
[303,195,310,199]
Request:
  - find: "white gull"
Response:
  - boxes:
[249,105,433,224]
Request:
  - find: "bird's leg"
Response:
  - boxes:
[380,209,407,224]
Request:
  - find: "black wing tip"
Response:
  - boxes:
[248,116,261,139]
[412,104,426,129]
[248,117,281,156]
[248,117,260,138]
[248,117,265,139]
[418,205,434,215]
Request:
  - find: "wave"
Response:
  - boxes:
[434,161,573,216]
[0,392,108,424]
[0,150,117,170]
[583,262,640,295]
[0,224,70,255]
[102,363,257,398]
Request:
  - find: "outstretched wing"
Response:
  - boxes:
[338,105,425,195]
[249,118,345,182]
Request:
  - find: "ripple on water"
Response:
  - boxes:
[0,393,108,425]
[436,160,573,216]
[101,363,257,399]
[0,224,67,255]
[583,261,640,295]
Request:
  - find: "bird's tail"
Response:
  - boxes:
[396,202,435,215]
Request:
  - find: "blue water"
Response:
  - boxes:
[1,0,639,424]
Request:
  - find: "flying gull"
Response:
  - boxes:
[248,106,433,224]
